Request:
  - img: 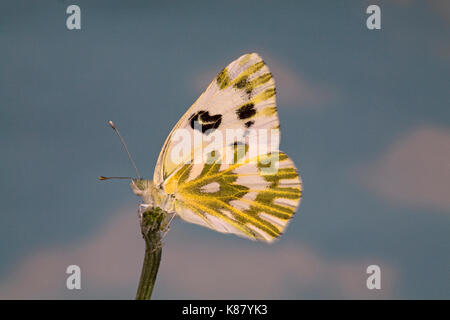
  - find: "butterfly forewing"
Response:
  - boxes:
[153,53,279,185]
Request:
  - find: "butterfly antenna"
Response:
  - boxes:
[108,120,141,179]
[99,176,133,181]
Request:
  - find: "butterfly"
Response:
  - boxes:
[101,53,302,242]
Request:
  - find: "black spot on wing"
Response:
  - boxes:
[245,120,255,128]
[236,103,256,120]
[234,76,253,98]
[234,76,249,89]
[190,110,222,134]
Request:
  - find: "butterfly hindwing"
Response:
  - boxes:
[162,145,302,242]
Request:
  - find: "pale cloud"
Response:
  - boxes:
[435,43,450,62]
[0,208,395,299]
[192,54,337,109]
[356,126,450,213]
[429,0,450,24]
[0,208,144,299]
[158,236,395,299]
[389,0,450,63]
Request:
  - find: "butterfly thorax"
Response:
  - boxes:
[130,179,173,212]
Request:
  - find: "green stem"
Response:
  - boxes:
[135,207,166,300]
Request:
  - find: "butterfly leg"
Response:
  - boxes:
[159,195,176,239]
[161,211,177,240]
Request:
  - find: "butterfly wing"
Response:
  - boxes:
[153,53,301,241]
[162,146,302,242]
[153,53,279,185]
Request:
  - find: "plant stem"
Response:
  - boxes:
[135,207,166,300]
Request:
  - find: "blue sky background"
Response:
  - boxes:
[0,0,449,299]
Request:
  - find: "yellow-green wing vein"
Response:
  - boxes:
[163,147,302,242]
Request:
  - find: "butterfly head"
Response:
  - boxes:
[130,178,152,196]
[131,178,168,210]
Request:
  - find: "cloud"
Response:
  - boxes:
[0,208,144,299]
[429,0,450,24]
[390,0,450,64]
[192,54,337,109]
[158,236,395,299]
[0,208,395,299]
[356,126,450,213]
[435,43,450,62]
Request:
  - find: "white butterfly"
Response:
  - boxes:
[102,53,302,242]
